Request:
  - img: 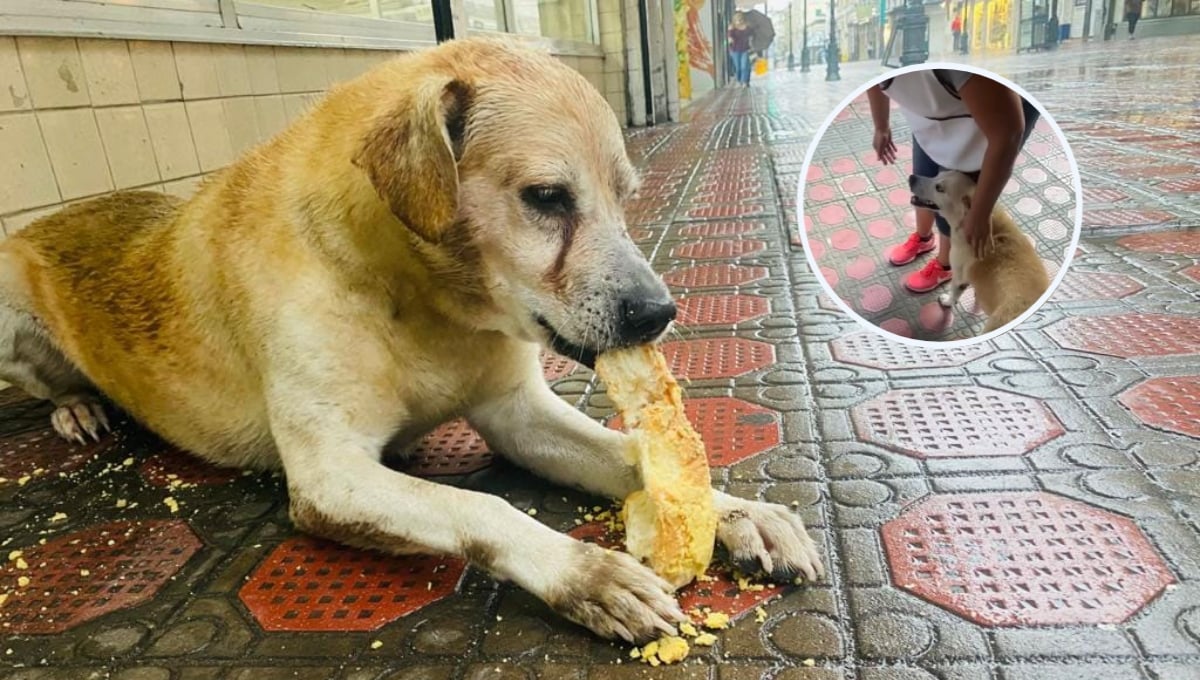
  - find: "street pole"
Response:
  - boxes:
[801,0,811,71]
[788,2,796,70]
[826,0,840,81]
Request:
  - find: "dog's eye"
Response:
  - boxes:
[522,185,574,215]
[935,183,944,193]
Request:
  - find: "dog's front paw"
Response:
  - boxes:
[938,292,954,308]
[545,542,686,643]
[51,397,110,444]
[715,495,824,583]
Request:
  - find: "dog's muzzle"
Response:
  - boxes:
[908,174,940,211]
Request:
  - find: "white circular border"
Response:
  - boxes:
[795,62,1084,349]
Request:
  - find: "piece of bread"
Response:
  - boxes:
[595,345,717,589]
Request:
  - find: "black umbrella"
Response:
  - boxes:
[742,8,776,53]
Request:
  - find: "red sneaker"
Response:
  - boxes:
[888,232,937,266]
[905,259,952,293]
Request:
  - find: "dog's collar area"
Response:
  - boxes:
[535,316,598,369]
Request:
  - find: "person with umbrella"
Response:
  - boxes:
[727,11,754,87]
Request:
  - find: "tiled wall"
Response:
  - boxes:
[0,36,613,237]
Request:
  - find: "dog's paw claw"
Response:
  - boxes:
[717,499,824,584]
[51,399,109,445]
[938,293,954,308]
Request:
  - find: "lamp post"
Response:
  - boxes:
[825,0,840,81]
[788,2,796,69]
[801,0,810,71]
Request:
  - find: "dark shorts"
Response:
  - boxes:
[912,97,1041,236]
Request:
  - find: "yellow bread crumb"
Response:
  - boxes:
[16,576,30,588]
[122,458,134,466]
[693,633,718,646]
[49,512,67,522]
[17,476,30,487]
[7,551,21,562]
[370,640,383,650]
[679,621,699,637]
[655,636,689,664]
[755,607,768,624]
[802,659,816,667]
[14,558,27,570]
[80,569,90,577]
[164,498,179,513]
[703,612,730,630]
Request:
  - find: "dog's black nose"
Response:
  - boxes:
[908,174,918,190]
[618,296,677,344]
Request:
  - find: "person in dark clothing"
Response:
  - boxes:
[1125,0,1144,38]
[727,11,753,86]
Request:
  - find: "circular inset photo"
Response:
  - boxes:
[797,64,1081,345]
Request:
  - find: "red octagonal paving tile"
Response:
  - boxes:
[403,419,493,477]
[831,331,993,369]
[660,338,774,380]
[1047,314,1200,358]
[1118,376,1200,440]
[882,492,1175,626]
[541,351,580,382]
[671,239,767,260]
[676,294,770,327]
[141,448,240,488]
[570,522,786,622]
[852,387,1064,458]
[239,536,466,632]
[663,265,768,290]
[609,397,780,466]
[1183,265,1200,284]
[1050,272,1144,302]
[1117,231,1200,254]
[0,520,201,634]
[0,426,116,485]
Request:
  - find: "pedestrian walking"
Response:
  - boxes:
[867,69,1040,293]
[1125,0,1144,38]
[951,13,963,53]
[727,11,753,87]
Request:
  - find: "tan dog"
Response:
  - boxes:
[0,37,822,642]
[909,170,1050,334]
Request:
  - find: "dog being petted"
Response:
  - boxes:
[797,63,1082,345]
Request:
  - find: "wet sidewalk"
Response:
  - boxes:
[2,36,1199,680]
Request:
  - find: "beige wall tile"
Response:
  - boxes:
[274,46,330,94]
[38,108,113,200]
[184,100,234,172]
[162,175,205,200]
[212,44,253,97]
[129,41,181,101]
[281,92,314,124]
[144,102,200,180]
[244,45,279,95]
[253,95,287,140]
[95,106,160,190]
[16,37,90,108]
[222,97,261,155]
[0,37,30,112]
[2,204,61,236]
[173,42,220,100]
[78,38,139,106]
[328,49,366,86]
[0,112,59,214]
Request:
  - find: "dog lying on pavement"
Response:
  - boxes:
[910,170,1051,334]
[0,37,823,642]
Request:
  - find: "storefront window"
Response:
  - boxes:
[466,0,505,31]
[249,0,432,21]
[510,0,599,43]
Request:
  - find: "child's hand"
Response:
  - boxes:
[873,129,897,165]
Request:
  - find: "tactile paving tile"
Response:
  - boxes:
[670,239,767,261]
[140,448,240,488]
[1116,230,1200,254]
[1046,314,1200,358]
[239,536,465,632]
[830,331,993,369]
[881,492,1175,626]
[1049,272,1144,302]
[608,397,780,466]
[0,520,201,634]
[1155,178,1200,194]
[677,221,767,238]
[852,387,1064,458]
[569,521,786,622]
[676,294,770,327]
[660,338,774,380]
[662,264,768,289]
[0,425,114,484]
[403,419,493,477]
[541,351,580,382]
[1081,187,1130,204]
[1085,209,1176,228]
[1118,376,1200,440]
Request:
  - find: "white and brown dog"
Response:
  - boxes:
[0,37,822,642]
[910,170,1050,334]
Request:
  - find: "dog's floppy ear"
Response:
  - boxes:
[354,77,472,243]
[962,194,972,212]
